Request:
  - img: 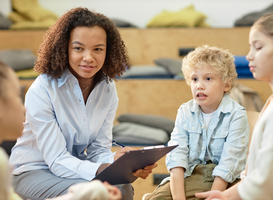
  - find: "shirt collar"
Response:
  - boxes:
[57,68,76,88]
[191,94,233,116]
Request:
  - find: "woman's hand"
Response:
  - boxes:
[103,181,122,200]
[114,146,158,179]
[133,163,158,179]
[114,146,135,161]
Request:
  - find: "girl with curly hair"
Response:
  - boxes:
[9,7,156,200]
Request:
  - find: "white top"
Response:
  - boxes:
[238,95,273,199]
[202,111,215,161]
[202,111,214,129]
[10,69,118,181]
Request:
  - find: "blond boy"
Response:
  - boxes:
[145,45,249,200]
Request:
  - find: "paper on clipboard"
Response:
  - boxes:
[93,145,178,185]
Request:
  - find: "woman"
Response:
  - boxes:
[0,61,123,200]
[10,7,156,200]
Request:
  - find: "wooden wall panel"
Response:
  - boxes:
[115,79,192,121]
[0,28,250,65]
[0,30,45,55]
[118,27,250,65]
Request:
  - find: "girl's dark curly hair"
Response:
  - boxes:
[35,7,130,83]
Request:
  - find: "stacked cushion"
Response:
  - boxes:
[234,56,252,78]
[113,114,175,145]
[146,5,209,28]
[117,114,175,136]
[113,122,169,145]
[8,0,58,29]
[234,3,273,26]
[118,65,173,79]
[0,12,12,29]
[154,58,182,76]
[0,50,37,71]
[111,18,138,28]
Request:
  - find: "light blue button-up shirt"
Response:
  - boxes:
[10,69,117,181]
[166,94,249,183]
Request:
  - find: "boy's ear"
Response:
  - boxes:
[224,79,232,92]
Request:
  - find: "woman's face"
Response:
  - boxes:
[247,26,273,84]
[0,68,25,141]
[68,26,107,79]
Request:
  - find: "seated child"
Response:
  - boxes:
[145,45,249,200]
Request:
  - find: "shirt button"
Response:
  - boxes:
[191,127,195,130]
[202,147,205,150]
[79,99,81,102]
[187,172,190,175]
[242,139,245,143]
[217,132,219,135]
[201,126,205,129]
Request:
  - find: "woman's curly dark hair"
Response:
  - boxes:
[35,7,130,82]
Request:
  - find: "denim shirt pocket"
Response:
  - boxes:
[210,128,229,157]
[184,123,202,151]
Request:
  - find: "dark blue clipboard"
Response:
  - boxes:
[93,145,178,185]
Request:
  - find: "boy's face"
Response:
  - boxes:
[0,68,25,141]
[190,64,230,113]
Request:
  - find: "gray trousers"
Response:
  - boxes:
[12,169,134,200]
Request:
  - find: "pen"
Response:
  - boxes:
[110,139,125,148]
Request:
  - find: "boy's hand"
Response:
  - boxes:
[133,163,158,179]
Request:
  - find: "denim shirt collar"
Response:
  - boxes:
[191,94,233,117]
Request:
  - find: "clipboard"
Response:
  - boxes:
[93,145,178,185]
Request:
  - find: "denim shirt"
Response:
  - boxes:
[10,69,117,181]
[166,94,249,183]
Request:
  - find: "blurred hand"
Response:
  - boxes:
[114,146,135,161]
[45,193,73,200]
[195,190,226,200]
[103,182,122,200]
[133,163,158,179]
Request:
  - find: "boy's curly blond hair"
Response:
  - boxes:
[182,45,237,94]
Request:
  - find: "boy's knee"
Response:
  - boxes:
[145,182,172,200]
